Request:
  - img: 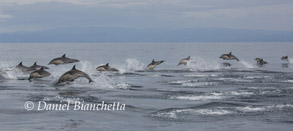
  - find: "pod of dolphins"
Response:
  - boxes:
[14,52,290,85]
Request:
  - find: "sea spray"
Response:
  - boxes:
[0,61,29,80]
[239,61,255,68]
[115,58,145,73]
[186,57,222,71]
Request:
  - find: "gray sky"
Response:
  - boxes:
[0,0,293,42]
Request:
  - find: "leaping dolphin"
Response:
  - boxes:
[28,66,51,82]
[48,54,79,65]
[146,59,165,70]
[56,65,93,84]
[30,62,49,70]
[255,58,268,65]
[219,52,240,61]
[96,63,119,72]
[15,62,34,72]
[281,56,289,62]
[177,56,190,66]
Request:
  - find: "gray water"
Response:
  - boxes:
[0,42,293,131]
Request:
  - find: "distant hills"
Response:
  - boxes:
[1,27,293,42]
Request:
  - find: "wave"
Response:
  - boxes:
[150,103,293,121]
[170,90,254,101]
[169,80,217,87]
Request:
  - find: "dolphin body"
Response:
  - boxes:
[30,62,49,70]
[281,56,289,62]
[56,65,93,84]
[255,58,268,65]
[48,54,79,65]
[96,63,119,72]
[15,62,34,72]
[28,66,51,81]
[219,52,240,61]
[146,59,165,70]
[177,56,190,66]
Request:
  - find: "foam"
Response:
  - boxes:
[194,109,233,115]
[239,61,255,68]
[186,57,222,71]
[115,58,145,73]
[172,95,225,101]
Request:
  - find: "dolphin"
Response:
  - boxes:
[219,52,240,61]
[56,65,93,84]
[281,56,289,62]
[15,62,34,72]
[96,63,119,72]
[28,66,51,82]
[255,58,268,65]
[177,56,190,66]
[146,59,165,70]
[48,54,79,65]
[30,62,49,70]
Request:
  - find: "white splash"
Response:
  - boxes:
[288,58,293,63]
[43,95,82,104]
[172,95,225,101]
[239,61,255,68]
[116,58,145,73]
[186,57,222,71]
[194,109,233,115]
[0,61,29,80]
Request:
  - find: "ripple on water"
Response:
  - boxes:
[149,102,293,122]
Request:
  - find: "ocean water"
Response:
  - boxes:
[0,42,293,131]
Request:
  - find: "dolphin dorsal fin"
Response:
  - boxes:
[62,54,66,58]
[40,66,44,70]
[152,59,155,63]
[229,52,232,55]
[33,62,37,65]
[19,62,23,66]
[187,56,190,59]
[72,65,76,70]
[106,63,109,66]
